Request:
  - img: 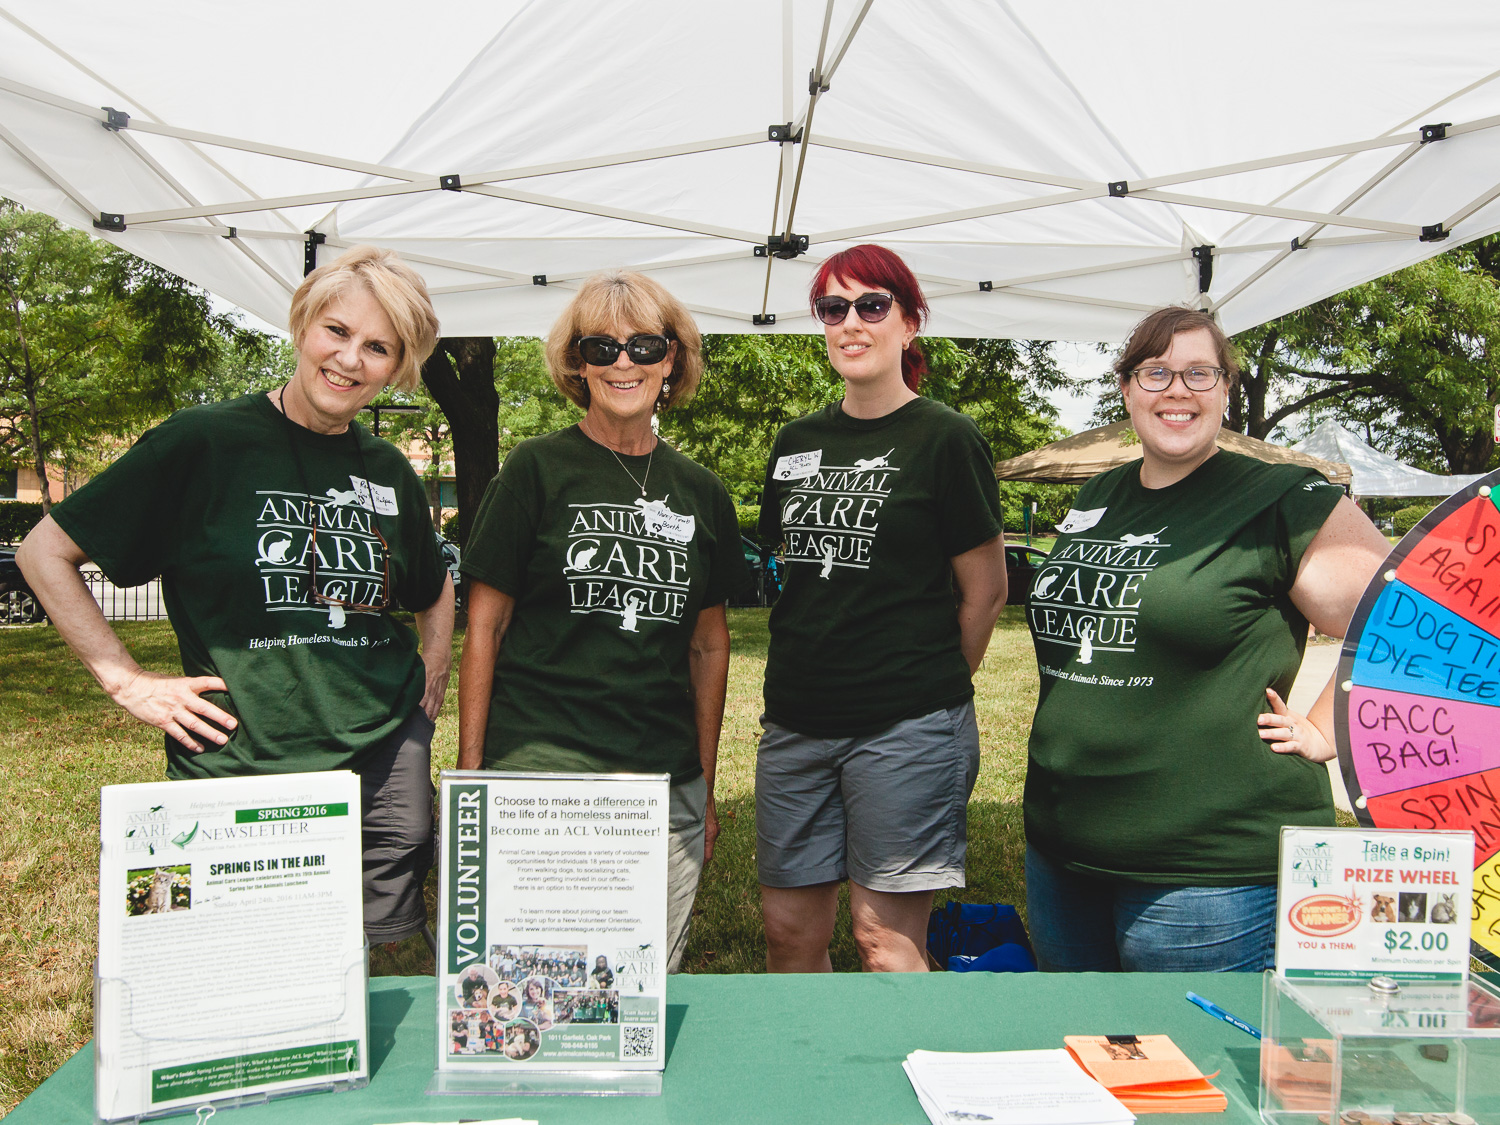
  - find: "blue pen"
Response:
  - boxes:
[1186,991,1262,1039]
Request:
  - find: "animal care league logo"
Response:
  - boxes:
[565,499,695,631]
[1029,523,1168,666]
[254,480,392,629]
[779,450,896,579]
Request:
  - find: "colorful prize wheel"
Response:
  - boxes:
[1336,471,1500,970]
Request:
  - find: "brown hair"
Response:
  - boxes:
[287,245,439,391]
[544,271,703,410]
[1113,306,1239,390]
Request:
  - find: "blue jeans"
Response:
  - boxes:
[1024,844,1276,973]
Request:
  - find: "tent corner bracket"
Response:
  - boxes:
[1191,244,1215,292]
[752,313,777,326]
[768,124,801,144]
[304,230,326,276]
[93,213,126,232]
[761,233,809,259]
[1420,223,1450,243]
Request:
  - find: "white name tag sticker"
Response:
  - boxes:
[773,450,822,481]
[1056,506,1106,534]
[349,476,399,515]
[636,499,696,544]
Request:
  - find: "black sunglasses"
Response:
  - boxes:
[812,292,895,326]
[576,334,673,367]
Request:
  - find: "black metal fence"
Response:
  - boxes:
[79,567,168,622]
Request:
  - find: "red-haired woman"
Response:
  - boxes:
[755,244,1008,972]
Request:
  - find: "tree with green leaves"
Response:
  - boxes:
[1232,239,1500,473]
[665,332,1070,506]
[417,336,583,547]
[1088,237,1500,475]
[0,203,262,510]
[661,334,840,503]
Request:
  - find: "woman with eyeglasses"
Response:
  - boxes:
[17,245,454,947]
[457,271,746,974]
[755,244,1007,973]
[1022,306,1390,973]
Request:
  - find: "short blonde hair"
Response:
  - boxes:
[544,271,703,410]
[288,245,439,391]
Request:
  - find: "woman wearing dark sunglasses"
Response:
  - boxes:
[1021,306,1390,972]
[18,246,454,948]
[755,244,1007,973]
[457,271,747,974]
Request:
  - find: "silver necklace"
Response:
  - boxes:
[582,419,655,496]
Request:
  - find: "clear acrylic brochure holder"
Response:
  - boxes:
[93,942,369,1123]
[427,770,669,1098]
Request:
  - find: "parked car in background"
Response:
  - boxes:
[393,533,463,613]
[732,536,782,607]
[0,547,46,623]
[1004,543,1050,606]
[436,533,463,611]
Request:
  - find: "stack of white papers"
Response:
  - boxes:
[904,1048,1136,1125]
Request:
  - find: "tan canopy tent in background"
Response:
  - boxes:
[993,421,1353,486]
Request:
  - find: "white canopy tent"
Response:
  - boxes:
[3,1,1500,339]
[1291,419,1487,497]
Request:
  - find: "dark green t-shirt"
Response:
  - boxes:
[51,394,445,779]
[1023,450,1346,884]
[758,396,1003,736]
[460,426,748,781]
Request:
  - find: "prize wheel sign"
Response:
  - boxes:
[1336,471,1500,970]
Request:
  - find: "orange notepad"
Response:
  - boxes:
[1064,1034,1227,1114]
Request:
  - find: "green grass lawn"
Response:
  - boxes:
[0,608,1038,1113]
[2,609,1481,1115]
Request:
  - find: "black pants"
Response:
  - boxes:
[354,709,435,943]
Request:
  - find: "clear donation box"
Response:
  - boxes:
[1260,972,1500,1125]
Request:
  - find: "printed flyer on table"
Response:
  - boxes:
[437,771,669,1075]
[96,771,367,1122]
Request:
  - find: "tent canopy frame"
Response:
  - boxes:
[4,1,1500,337]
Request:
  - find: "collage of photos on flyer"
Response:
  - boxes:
[448,945,624,1062]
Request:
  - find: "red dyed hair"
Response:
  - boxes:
[810,244,930,391]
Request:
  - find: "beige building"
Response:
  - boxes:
[2,463,70,504]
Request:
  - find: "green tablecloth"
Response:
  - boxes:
[9,971,1268,1124]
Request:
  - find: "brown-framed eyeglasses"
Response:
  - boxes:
[308,516,392,612]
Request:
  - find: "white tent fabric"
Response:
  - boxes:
[1292,420,1486,497]
[3,2,1500,339]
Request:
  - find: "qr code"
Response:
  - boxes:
[622,1025,655,1059]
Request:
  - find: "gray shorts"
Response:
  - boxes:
[755,702,980,892]
[665,775,708,975]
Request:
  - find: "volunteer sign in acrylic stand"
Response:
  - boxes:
[1335,470,1500,970]
[95,772,369,1123]
[430,771,669,1097]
